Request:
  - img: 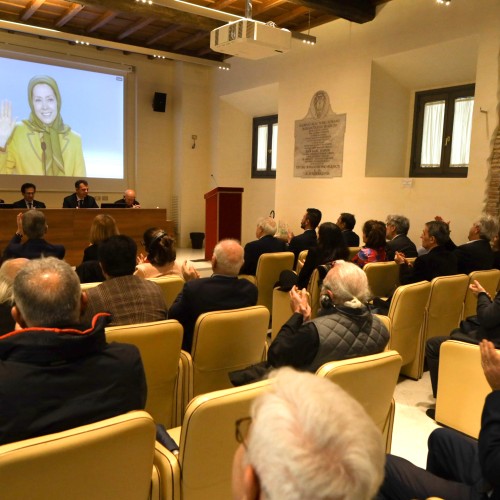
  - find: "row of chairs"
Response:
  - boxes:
[0,348,403,500]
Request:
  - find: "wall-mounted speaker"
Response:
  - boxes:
[153,92,167,112]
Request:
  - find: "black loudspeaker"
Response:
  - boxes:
[153,92,167,112]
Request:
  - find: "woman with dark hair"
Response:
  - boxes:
[352,220,387,268]
[135,227,182,279]
[297,222,349,289]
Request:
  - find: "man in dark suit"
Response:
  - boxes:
[169,239,258,352]
[396,220,457,285]
[2,210,65,262]
[114,189,141,208]
[385,214,418,261]
[442,215,497,275]
[337,213,360,247]
[378,339,500,500]
[239,217,287,276]
[62,179,99,208]
[12,182,46,209]
[288,208,321,267]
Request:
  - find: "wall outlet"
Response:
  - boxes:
[402,178,413,188]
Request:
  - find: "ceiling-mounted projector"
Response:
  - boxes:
[210,19,291,60]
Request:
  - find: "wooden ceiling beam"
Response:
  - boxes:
[146,24,180,45]
[87,10,117,32]
[20,0,45,21]
[272,6,309,25]
[74,0,222,31]
[117,16,155,40]
[55,3,84,28]
[212,0,238,8]
[285,0,375,23]
[254,0,287,16]
[172,30,206,50]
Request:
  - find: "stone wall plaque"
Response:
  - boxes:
[294,90,346,178]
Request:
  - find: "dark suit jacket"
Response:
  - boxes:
[3,235,65,261]
[400,245,457,285]
[62,193,99,209]
[288,229,317,267]
[114,199,140,207]
[12,199,46,209]
[168,275,258,352]
[446,238,494,275]
[386,234,418,261]
[479,391,500,499]
[342,230,360,247]
[239,235,288,276]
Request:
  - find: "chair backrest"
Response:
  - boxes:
[387,281,431,379]
[463,269,500,319]
[80,281,101,290]
[295,249,308,273]
[106,320,183,428]
[191,306,270,397]
[271,287,310,341]
[178,380,272,500]
[148,275,185,309]
[436,340,493,438]
[306,267,321,319]
[373,313,391,344]
[316,351,402,453]
[0,411,156,500]
[364,261,400,298]
[348,246,361,260]
[255,252,295,312]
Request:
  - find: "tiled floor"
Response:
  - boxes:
[177,246,440,469]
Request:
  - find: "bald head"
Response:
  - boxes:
[0,258,29,304]
[123,189,137,207]
[212,239,244,275]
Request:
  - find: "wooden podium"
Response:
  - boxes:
[204,187,243,260]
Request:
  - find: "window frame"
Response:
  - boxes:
[251,114,278,179]
[409,84,475,178]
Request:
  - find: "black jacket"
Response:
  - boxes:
[446,238,494,275]
[12,199,46,209]
[62,193,99,209]
[386,234,418,261]
[288,229,317,266]
[239,235,287,276]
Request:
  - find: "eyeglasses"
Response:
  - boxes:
[235,417,252,448]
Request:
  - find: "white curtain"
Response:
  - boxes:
[420,100,445,168]
[450,97,474,168]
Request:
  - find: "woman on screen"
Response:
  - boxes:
[0,75,86,176]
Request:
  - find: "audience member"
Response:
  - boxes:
[493,227,500,270]
[232,368,385,500]
[239,217,287,275]
[297,222,349,289]
[135,227,181,279]
[441,215,497,274]
[337,212,360,247]
[114,189,140,208]
[81,235,167,326]
[395,220,457,285]
[2,210,65,261]
[0,258,28,334]
[287,208,322,266]
[377,338,500,500]
[352,220,387,268]
[0,257,146,445]
[62,179,99,208]
[385,214,418,261]
[169,239,257,352]
[231,260,388,385]
[426,278,500,401]
[12,182,46,209]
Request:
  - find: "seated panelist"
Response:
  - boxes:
[12,182,46,209]
[63,179,99,208]
[114,189,140,208]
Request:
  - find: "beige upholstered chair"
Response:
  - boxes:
[462,269,500,319]
[80,281,101,290]
[154,379,272,500]
[0,411,157,500]
[185,305,270,399]
[348,246,361,261]
[364,261,400,299]
[306,267,321,319]
[435,340,492,438]
[410,274,469,380]
[386,281,431,380]
[254,251,295,313]
[148,275,185,309]
[374,313,392,345]
[271,287,310,342]
[106,320,184,428]
[295,249,308,273]
[316,351,402,453]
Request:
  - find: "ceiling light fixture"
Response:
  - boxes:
[291,32,316,45]
[436,0,451,5]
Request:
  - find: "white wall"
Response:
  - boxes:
[213,0,500,246]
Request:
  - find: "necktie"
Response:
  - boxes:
[78,199,84,209]
[28,202,33,209]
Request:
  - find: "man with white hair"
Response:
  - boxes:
[230,260,388,385]
[169,239,258,352]
[232,367,385,500]
[0,257,146,445]
[239,216,287,276]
